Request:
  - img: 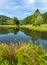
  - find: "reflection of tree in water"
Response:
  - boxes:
[0,28,8,34]
[0,28,19,34]
[20,28,47,40]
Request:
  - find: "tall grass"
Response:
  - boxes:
[0,43,47,65]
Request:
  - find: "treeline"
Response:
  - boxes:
[0,9,47,26]
[0,15,19,25]
[20,9,47,26]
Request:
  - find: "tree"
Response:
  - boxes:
[42,12,47,24]
[13,17,19,25]
[6,17,19,25]
[6,19,15,25]
[34,14,43,26]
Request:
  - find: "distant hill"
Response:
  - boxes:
[0,15,11,24]
[20,9,47,25]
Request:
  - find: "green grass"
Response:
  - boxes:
[20,24,47,32]
[0,25,17,29]
[0,24,47,31]
[0,43,47,65]
[40,24,47,28]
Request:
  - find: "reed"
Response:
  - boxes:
[0,43,47,65]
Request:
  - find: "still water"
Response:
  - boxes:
[0,28,47,49]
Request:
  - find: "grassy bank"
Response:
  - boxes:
[40,24,47,28]
[0,43,47,65]
[0,24,47,31]
[0,25,17,29]
[20,25,47,32]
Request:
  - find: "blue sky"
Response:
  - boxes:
[0,0,47,20]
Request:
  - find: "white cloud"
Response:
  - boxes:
[0,0,47,19]
[24,12,31,15]
[0,11,4,15]
[0,11,14,18]
[39,0,47,11]
[40,0,47,4]
[0,5,21,10]
[0,0,19,10]
[0,0,15,7]
[23,0,35,5]
[36,0,47,6]
[0,0,8,6]
[0,0,47,10]
[0,0,35,10]
[0,0,7,4]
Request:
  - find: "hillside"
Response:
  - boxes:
[21,9,47,25]
[0,15,11,25]
[42,12,47,23]
[0,15,19,25]
[0,9,47,25]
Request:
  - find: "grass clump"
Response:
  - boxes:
[0,43,47,65]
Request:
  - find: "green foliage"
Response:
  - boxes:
[31,9,41,25]
[34,14,43,26]
[13,17,19,25]
[20,15,33,25]
[0,15,11,25]
[42,12,47,24]
[21,9,41,25]
[0,43,47,65]
[6,19,15,25]
[0,15,19,25]
[34,9,40,15]
[6,17,19,25]
[20,9,47,25]
[0,9,47,25]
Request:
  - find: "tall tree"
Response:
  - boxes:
[35,14,43,26]
[13,17,19,25]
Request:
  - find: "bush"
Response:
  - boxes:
[0,43,47,65]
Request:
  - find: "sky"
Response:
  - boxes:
[0,0,47,20]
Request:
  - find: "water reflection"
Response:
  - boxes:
[0,28,47,49]
[20,28,47,49]
[20,28,47,40]
[0,28,19,34]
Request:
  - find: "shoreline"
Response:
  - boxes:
[0,25,17,29]
[20,25,47,32]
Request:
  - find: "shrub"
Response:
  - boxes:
[0,43,47,65]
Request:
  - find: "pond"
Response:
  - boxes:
[0,28,47,49]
